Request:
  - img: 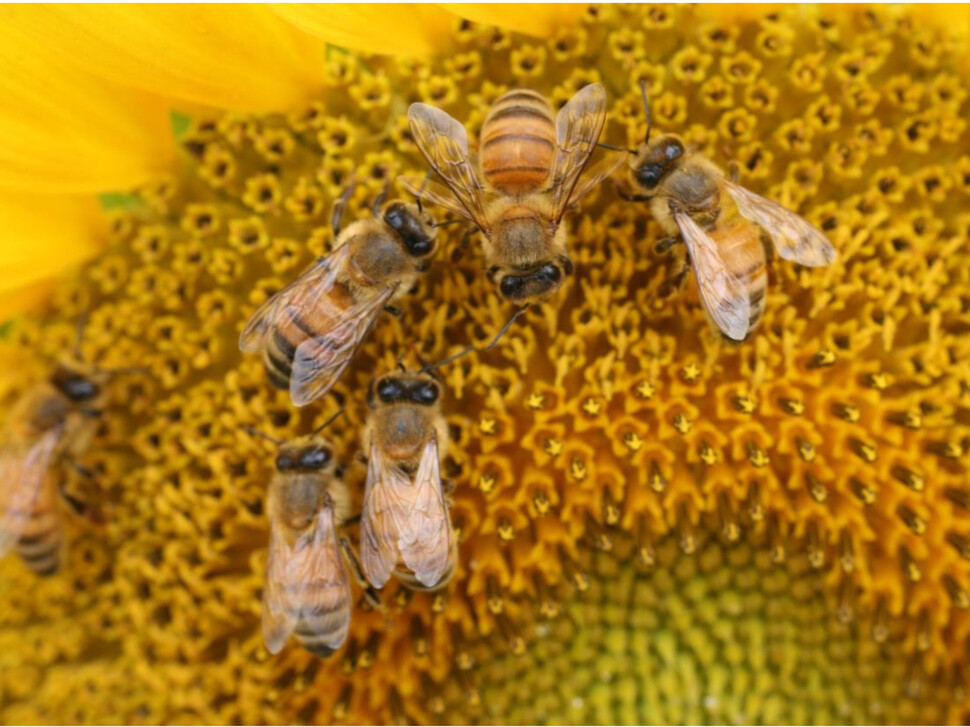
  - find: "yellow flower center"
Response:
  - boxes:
[2,4,969,725]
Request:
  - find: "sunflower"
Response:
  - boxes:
[1,4,969,725]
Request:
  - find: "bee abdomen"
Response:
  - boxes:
[262,301,350,390]
[16,517,61,577]
[481,89,556,196]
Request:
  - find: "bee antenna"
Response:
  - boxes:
[372,182,390,218]
[639,79,652,145]
[312,408,345,435]
[244,426,283,446]
[414,168,434,214]
[420,306,528,374]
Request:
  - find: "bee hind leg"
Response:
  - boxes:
[658,257,690,299]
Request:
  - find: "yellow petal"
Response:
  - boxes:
[271,4,457,57]
[0,10,174,194]
[1,5,328,114]
[438,3,586,36]
[0,192,104,317]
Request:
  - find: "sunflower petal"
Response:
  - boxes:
[0,192,105,316]
[438,3,587,37]
[0,5,328,114]
[0,9,174,194]
[271,4,457,57]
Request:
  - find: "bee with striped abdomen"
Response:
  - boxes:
[240,183,440,407]
[404,84,623,304]
[253,412,373,658]
[617,83,836,340]
[0,361,104,576]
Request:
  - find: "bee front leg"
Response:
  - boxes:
[614,179,653,203]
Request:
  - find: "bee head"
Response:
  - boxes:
[372,373,441,407]
[50,365,100,403]
[276,444,333,472]
[632,135,685,190]
[498,257,572,303]
[383,201,437,258]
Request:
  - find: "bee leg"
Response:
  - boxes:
[339,537,387,610]
[654,235,682,255]
[66,458,95,480]
[331,181,357,236]
[355,452,368,465]
[341,513,362,527]
[614,179,653,203]
[383,305,402,317]
[658,257,691,299]
[727,160,741,184]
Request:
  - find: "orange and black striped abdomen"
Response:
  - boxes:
[287,573,350,657]
[480,89,556,197]
[12,480,62,576]
[714,220,768,334]
[263,282,357,390]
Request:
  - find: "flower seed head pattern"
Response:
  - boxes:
[1,5,969,724]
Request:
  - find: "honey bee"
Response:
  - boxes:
[254,412,373,658]
[617,82,836,340]
[403,84,623,304]
[240,183,440,406]
[358,315,524,592]
[0,361,104,576]
[360,367,455,591]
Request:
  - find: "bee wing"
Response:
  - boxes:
[0,427,61,557]
[360,440,411,588]
[262,525,298,654]
[674,211,752,341]
[399,433,453,588]
[288,283,396,407]
[548,83,609,222]
[399,175,480,226]
[262,506,351,654]
[239,243,353,354]
[725,181,836,267]
[561,151,626,210]
[407,103,489,231]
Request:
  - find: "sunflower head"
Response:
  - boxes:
[1,3,969,725]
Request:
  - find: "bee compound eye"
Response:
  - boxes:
[377,378,405,403]
[636,163,663,189]
[300,447,331,469]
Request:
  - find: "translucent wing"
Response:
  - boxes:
[262,506,350,654]
[725,181,836,267]
[548,83,609,222]
[261,525,298,654]
[288,283,396,407]
[239,243,353,354]
[560,151,626,211]
[407,103,488,230]
[399,433,453,589]
[399,175,479,225]
[0,427,62,558]
[674,211,752,341]
[360,440,411,589]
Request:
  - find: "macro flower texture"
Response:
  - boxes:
[1,2,970,725]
